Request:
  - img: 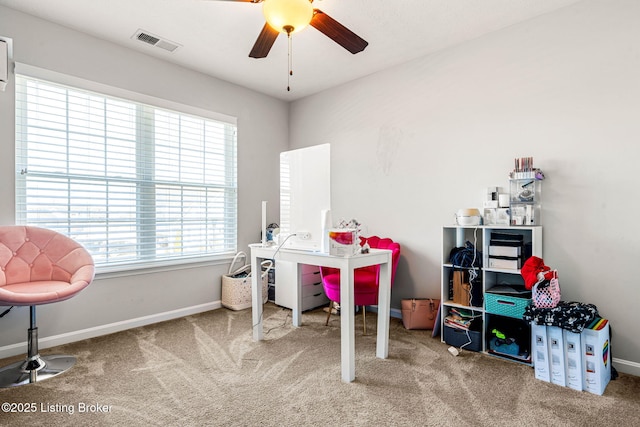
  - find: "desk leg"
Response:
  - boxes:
[376,260,391,359]
[251,252,263,341]
[340,267,356,382]
[292,263,302,327]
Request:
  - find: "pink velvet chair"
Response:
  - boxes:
[0,226,95,387]
[320,236,401,334]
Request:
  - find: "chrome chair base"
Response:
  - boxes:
[0,354,76,388]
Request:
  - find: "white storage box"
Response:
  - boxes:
[488,256,522,270]
[582,319,611,395]
[532,322,550,382]
[489,245,522,257]
[547,326,566,387]
[563,329,583,391]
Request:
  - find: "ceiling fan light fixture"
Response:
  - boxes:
[262,0,314,34]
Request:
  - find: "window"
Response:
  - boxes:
[15,74,237,271]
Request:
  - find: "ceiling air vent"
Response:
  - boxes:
[132,29,180,53]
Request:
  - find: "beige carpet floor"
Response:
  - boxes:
[0,303,638,426]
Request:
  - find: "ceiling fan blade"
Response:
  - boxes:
[310,9,368,54]
[249,23,280,58]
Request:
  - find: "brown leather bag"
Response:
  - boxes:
[401,298,440,330]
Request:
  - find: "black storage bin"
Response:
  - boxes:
[444,325,482,352]
[486,314,531,363]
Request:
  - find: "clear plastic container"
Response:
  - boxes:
[509,179,541,225]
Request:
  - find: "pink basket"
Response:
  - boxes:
[532,271,560,308]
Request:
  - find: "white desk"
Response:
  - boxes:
[249,244,392,383]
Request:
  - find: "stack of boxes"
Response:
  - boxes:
[488,232,524,270]
[531,318,611,395]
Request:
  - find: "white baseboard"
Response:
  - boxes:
[366,305,402,319]
[613,358,640,377]
[0,301,221,360]
[390,307,402,319]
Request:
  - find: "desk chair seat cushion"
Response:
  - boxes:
[1,281,85,305]
[0,226,94,306]
[321,270,378,306]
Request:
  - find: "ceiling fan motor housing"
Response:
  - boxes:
[262,0,314,34]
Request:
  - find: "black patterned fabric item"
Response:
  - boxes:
[522,301,599,333]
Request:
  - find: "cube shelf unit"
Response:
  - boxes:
[441,225,542,365]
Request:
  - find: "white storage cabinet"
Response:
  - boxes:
[275,261,329,311]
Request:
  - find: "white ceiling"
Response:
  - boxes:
[0,0,584,101]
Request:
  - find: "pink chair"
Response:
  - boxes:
[0,226,94,387]
[320,236,401,334]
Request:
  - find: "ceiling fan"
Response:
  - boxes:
[215,0,368,58]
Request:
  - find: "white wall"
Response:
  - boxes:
[0,7,287,354]
[289,0,640,373]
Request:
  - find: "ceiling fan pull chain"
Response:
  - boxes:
[287,34,291,91]
[285,25,294,92]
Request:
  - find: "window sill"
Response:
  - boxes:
[94,253,236,280]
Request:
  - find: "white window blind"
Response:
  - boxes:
[15,74,237,270]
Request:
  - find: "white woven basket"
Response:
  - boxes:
[221,252,271,311]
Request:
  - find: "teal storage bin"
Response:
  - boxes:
[485,293,530,319]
